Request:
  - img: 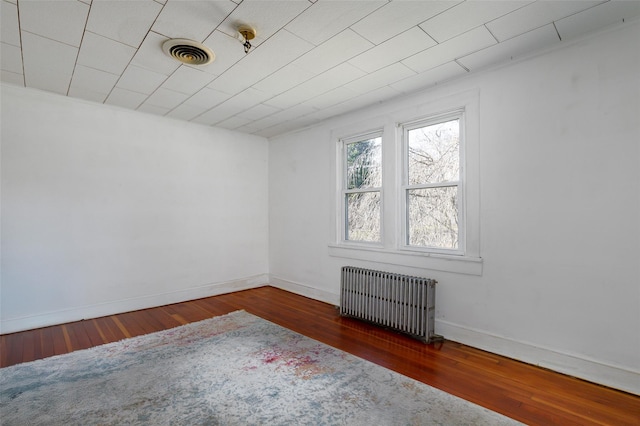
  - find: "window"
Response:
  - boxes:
[330,90,480,274]
[341,132,382,243]
[402,113,463,254]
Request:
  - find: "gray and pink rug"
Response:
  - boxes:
[1,310,521,425]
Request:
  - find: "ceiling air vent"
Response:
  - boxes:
[162,39,215,65]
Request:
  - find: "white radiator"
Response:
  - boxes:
[340,266,443,343]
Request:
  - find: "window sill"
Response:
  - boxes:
[328,244,483,276]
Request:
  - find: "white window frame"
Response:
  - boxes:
[339,130,384,246]
[400,110,465,256]
[329,90,481,275]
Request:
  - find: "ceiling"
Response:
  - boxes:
[1,0,638,138]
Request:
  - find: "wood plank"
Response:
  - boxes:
[145,308,183,330]
[39,327,56,360]
[60,325,73,352]
[81,320,107,347]
[51,326,68,356]
[110,316,132,339]
[0,335,9,367]
[2,333,23,367]
[64,322,93,351]
[115,312,151,338]
[92,317,119,344]
[0,286,637,426]
[21,330,37,364]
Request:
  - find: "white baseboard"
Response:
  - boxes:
[269,275,340,306]
[268,277,639,395]
[0,274,269,334]
[436,319,640,396]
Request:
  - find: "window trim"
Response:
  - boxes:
[339,130,384,246]
[329,89,481,275]
[399,110,466,256]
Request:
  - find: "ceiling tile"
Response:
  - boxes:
[301,86,359,110]
[349,27,437,73]
[18,0,89,47]
[129,31,180,76]
[350,1,459,45]
[68,86,108,103]
[344,63,416,95]
[145,87,189,109]
[1,70,24,86]
[215,115,253,130]
[216,0,311,48]
[190,108,228,126]
[251,64,315,96]
[195,87,272,124]
[137,102,170,116]
[184,87,232,110]
[486,1,602,42]
[338,85,402,112]
[264,62,366,109]
[227,87,273,109]
[207,30,314,95]
[86,0,162,48]
[152,0,237,42]
[293,29,374,76]
[105,87,147,109]
[21,31,77,95]
[256,109,320,136]
[555,1,640,41]
[77,32,137,75]
[302,103,350,123]
[458,24,560,72]
[161,66,215,95]
[235,103,281,122]
[248,103,317,132]
[1,42,23,74]
[420,1,532,43]
[390,61,468,94]
[402,26,497,73]
[261,90,310,110]
[70,64,119,94]
[189,100,235,126]
[167,103,208,121]
[286,0,386,46]
[1,1,20,47]
[117,65,167,95]
[192,30,245,76]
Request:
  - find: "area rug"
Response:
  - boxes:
[1,310,521,425]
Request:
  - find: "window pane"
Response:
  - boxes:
[347,137,382,189]
[408,187,458,249]
[346,191,381,242]
[408,119,459,185]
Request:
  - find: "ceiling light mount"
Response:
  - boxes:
[162,38,215,65]
[238,25,256,54]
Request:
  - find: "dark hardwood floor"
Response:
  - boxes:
[1,286,638,425]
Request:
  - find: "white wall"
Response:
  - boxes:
[268,22,640,394]
[1,85,269,333]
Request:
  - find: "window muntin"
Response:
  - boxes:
[342,134,382,243]
[403,114,463,253]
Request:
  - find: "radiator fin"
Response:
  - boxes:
[340,266,442,343]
